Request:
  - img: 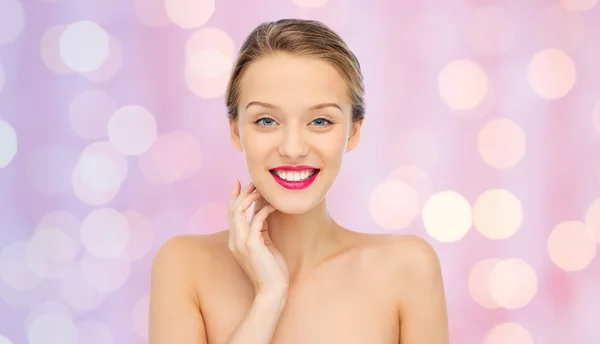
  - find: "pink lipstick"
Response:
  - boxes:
[269,165,320,190]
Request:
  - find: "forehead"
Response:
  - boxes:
[239,53,350,112]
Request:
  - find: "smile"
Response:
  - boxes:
[269,167,320,190]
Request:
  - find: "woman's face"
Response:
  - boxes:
[230,53,362,214]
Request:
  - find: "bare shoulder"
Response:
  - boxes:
[151,231,230,281]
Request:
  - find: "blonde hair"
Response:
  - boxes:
[225,19,365,122]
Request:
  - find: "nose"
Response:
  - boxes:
[278,125,308,160]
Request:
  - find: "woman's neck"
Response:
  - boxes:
[254,197,348,281]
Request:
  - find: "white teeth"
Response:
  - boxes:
[273,169,316,182]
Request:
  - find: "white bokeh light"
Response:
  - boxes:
[0,119,17,168]
[27,145,75,195]
[40,25,75,75]
[58,265,107,312]
[81,208,130,259]
[0,0,26,45]
[27,312,78,344]
[26,227,77,279]
[35,211,82,256]
[0,242,43,292]
[438,59,489,110]
[422,191,472,242]
[165,0,215,28]
[69,89,115,139]
[527,48,576,99]
[108,105,158,156]
[82,36,123,82]
[59,21,110,72]
[72,152,122,206]
[369,179,420,231]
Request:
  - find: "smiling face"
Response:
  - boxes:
[229,52,363,214]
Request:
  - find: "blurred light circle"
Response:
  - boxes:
[72,153,122,206]
[473,189,523,240]
[386,165,433,210]
[27,312,78,344]
[40,25,74,75]
[188,49,232,77]
[468,258,501,309]
[0,335,13,344]
[369,179,420,231]
[293,0,329,7]
[132,294,150,340]
[80,252,130,292]
[387,129,438,170]
[58,265,106,312]
[422,191,472,242]
[138,130,202,184]
[483,322,533,344]
[584,197,600,243]
[478,118,526,169]
[81,141,128,181]
[185,56,230,98]
[0,242,43,291]
[548,221,596,271]
[488,259,538,309]
[134,0,172,27]
[27,145,76,195]
[560,0,598,10]
[165,0,215,29]
[76,321,115,344]
[81,208,130,259]
[122,211,154,260]
[0,0,25,45]
[25,301,72,330]
[82,36,123,82]
[527,49,576,99]
[0,119,17,168]
[537,4,584,52]
[60,21,109,68]
[468,6,515,56]
[108,105,157,156]
[35,211,82,255]
[185,27,235,60]
[438,59,489,110]
[188,202,228,234]
[59,21,110,72]
[26,227,77,279]
[68,89,116,139]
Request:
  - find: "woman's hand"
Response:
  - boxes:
[228,181,289,296]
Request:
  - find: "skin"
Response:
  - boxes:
[149,52,449,343]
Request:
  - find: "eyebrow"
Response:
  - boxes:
[245,101,343,112]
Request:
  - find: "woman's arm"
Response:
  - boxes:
[395,235,449,344]
[149,235,207,344]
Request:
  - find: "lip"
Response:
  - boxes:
[269,168,320,190]
[270,165,317,171]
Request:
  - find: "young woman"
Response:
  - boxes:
[149,18,449,344]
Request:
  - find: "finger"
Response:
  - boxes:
[235,190,263,216]
[230,180,240,202]
[249,205,276,238]
[232,182,256,209]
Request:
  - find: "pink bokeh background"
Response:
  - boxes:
[0,0,599,343]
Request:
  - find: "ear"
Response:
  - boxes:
[346,119,363,153]
[229,118,243,152]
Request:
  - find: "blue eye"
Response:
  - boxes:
[256,117,276,126]
[312,118,333,127]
